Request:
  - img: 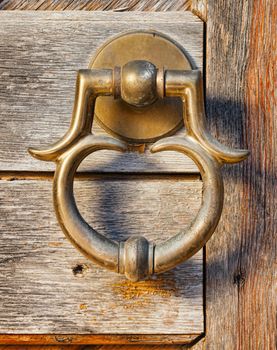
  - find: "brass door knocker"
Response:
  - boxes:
[29,31,249,281]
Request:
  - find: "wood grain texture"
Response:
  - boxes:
[0,334,201,345]
[2,8,204,350]
[1,348,85,350]
[1,1,275,349]
[190,0,206,22]
[0,178,203,336]
[93,341,205,350]
[0,0,191,11]
[0,11,202,173]
[205,0,276,349]
[0,342,204,350]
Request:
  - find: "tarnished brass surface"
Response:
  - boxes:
[29,32,249,282]
[121,60,158,108]
[90,31,192,143]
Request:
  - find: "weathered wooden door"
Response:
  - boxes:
[0,1,275,350]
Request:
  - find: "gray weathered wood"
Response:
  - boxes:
[0,178,203,335]
[0,11,203,173]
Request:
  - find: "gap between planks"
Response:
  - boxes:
[0,171,201,182]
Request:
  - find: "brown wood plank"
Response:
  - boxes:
[1,348,85,350]
[89,346,204,350]
[0,342,204,349]
[0,344,193,350]
[0,178,203,337]
[0,334,201,345]
[0,11,202,173]
[0,348,83,350]
[205,0,276,349]
[0,345,203,350]
[0,335,205,349]
[0,344,204,350]
[0,0,191,11]
[0,343,204,350]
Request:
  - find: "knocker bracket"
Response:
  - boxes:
[89,31,193,143]
[29,31,249,282]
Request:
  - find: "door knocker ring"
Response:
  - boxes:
[29,31,249,281]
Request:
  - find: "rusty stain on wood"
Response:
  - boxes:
[79,303,88,311]
[48,241,64,247]
[111,274,180,310]
[112,278,178,300]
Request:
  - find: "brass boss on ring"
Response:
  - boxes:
[29,32,249,282]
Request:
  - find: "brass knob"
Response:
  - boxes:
[29,32,249,282]
[121,60,158,107]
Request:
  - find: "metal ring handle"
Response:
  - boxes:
[53,133,223,280]
[151,136,223,273]
[29,63,248,281]
[54,134,126,272]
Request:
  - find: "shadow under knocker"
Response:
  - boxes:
[29,32,249,282]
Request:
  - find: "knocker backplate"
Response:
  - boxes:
[90,31,192,143]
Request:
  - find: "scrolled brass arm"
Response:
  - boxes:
[29,69,114,161]
[165,70,249,163]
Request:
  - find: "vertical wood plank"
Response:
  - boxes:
[206,0,276,349]
[240,0,276,348]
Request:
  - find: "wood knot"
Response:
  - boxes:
[72,263,89,277]
[233,271,246,287]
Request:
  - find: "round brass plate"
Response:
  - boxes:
[90,31,192,143]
